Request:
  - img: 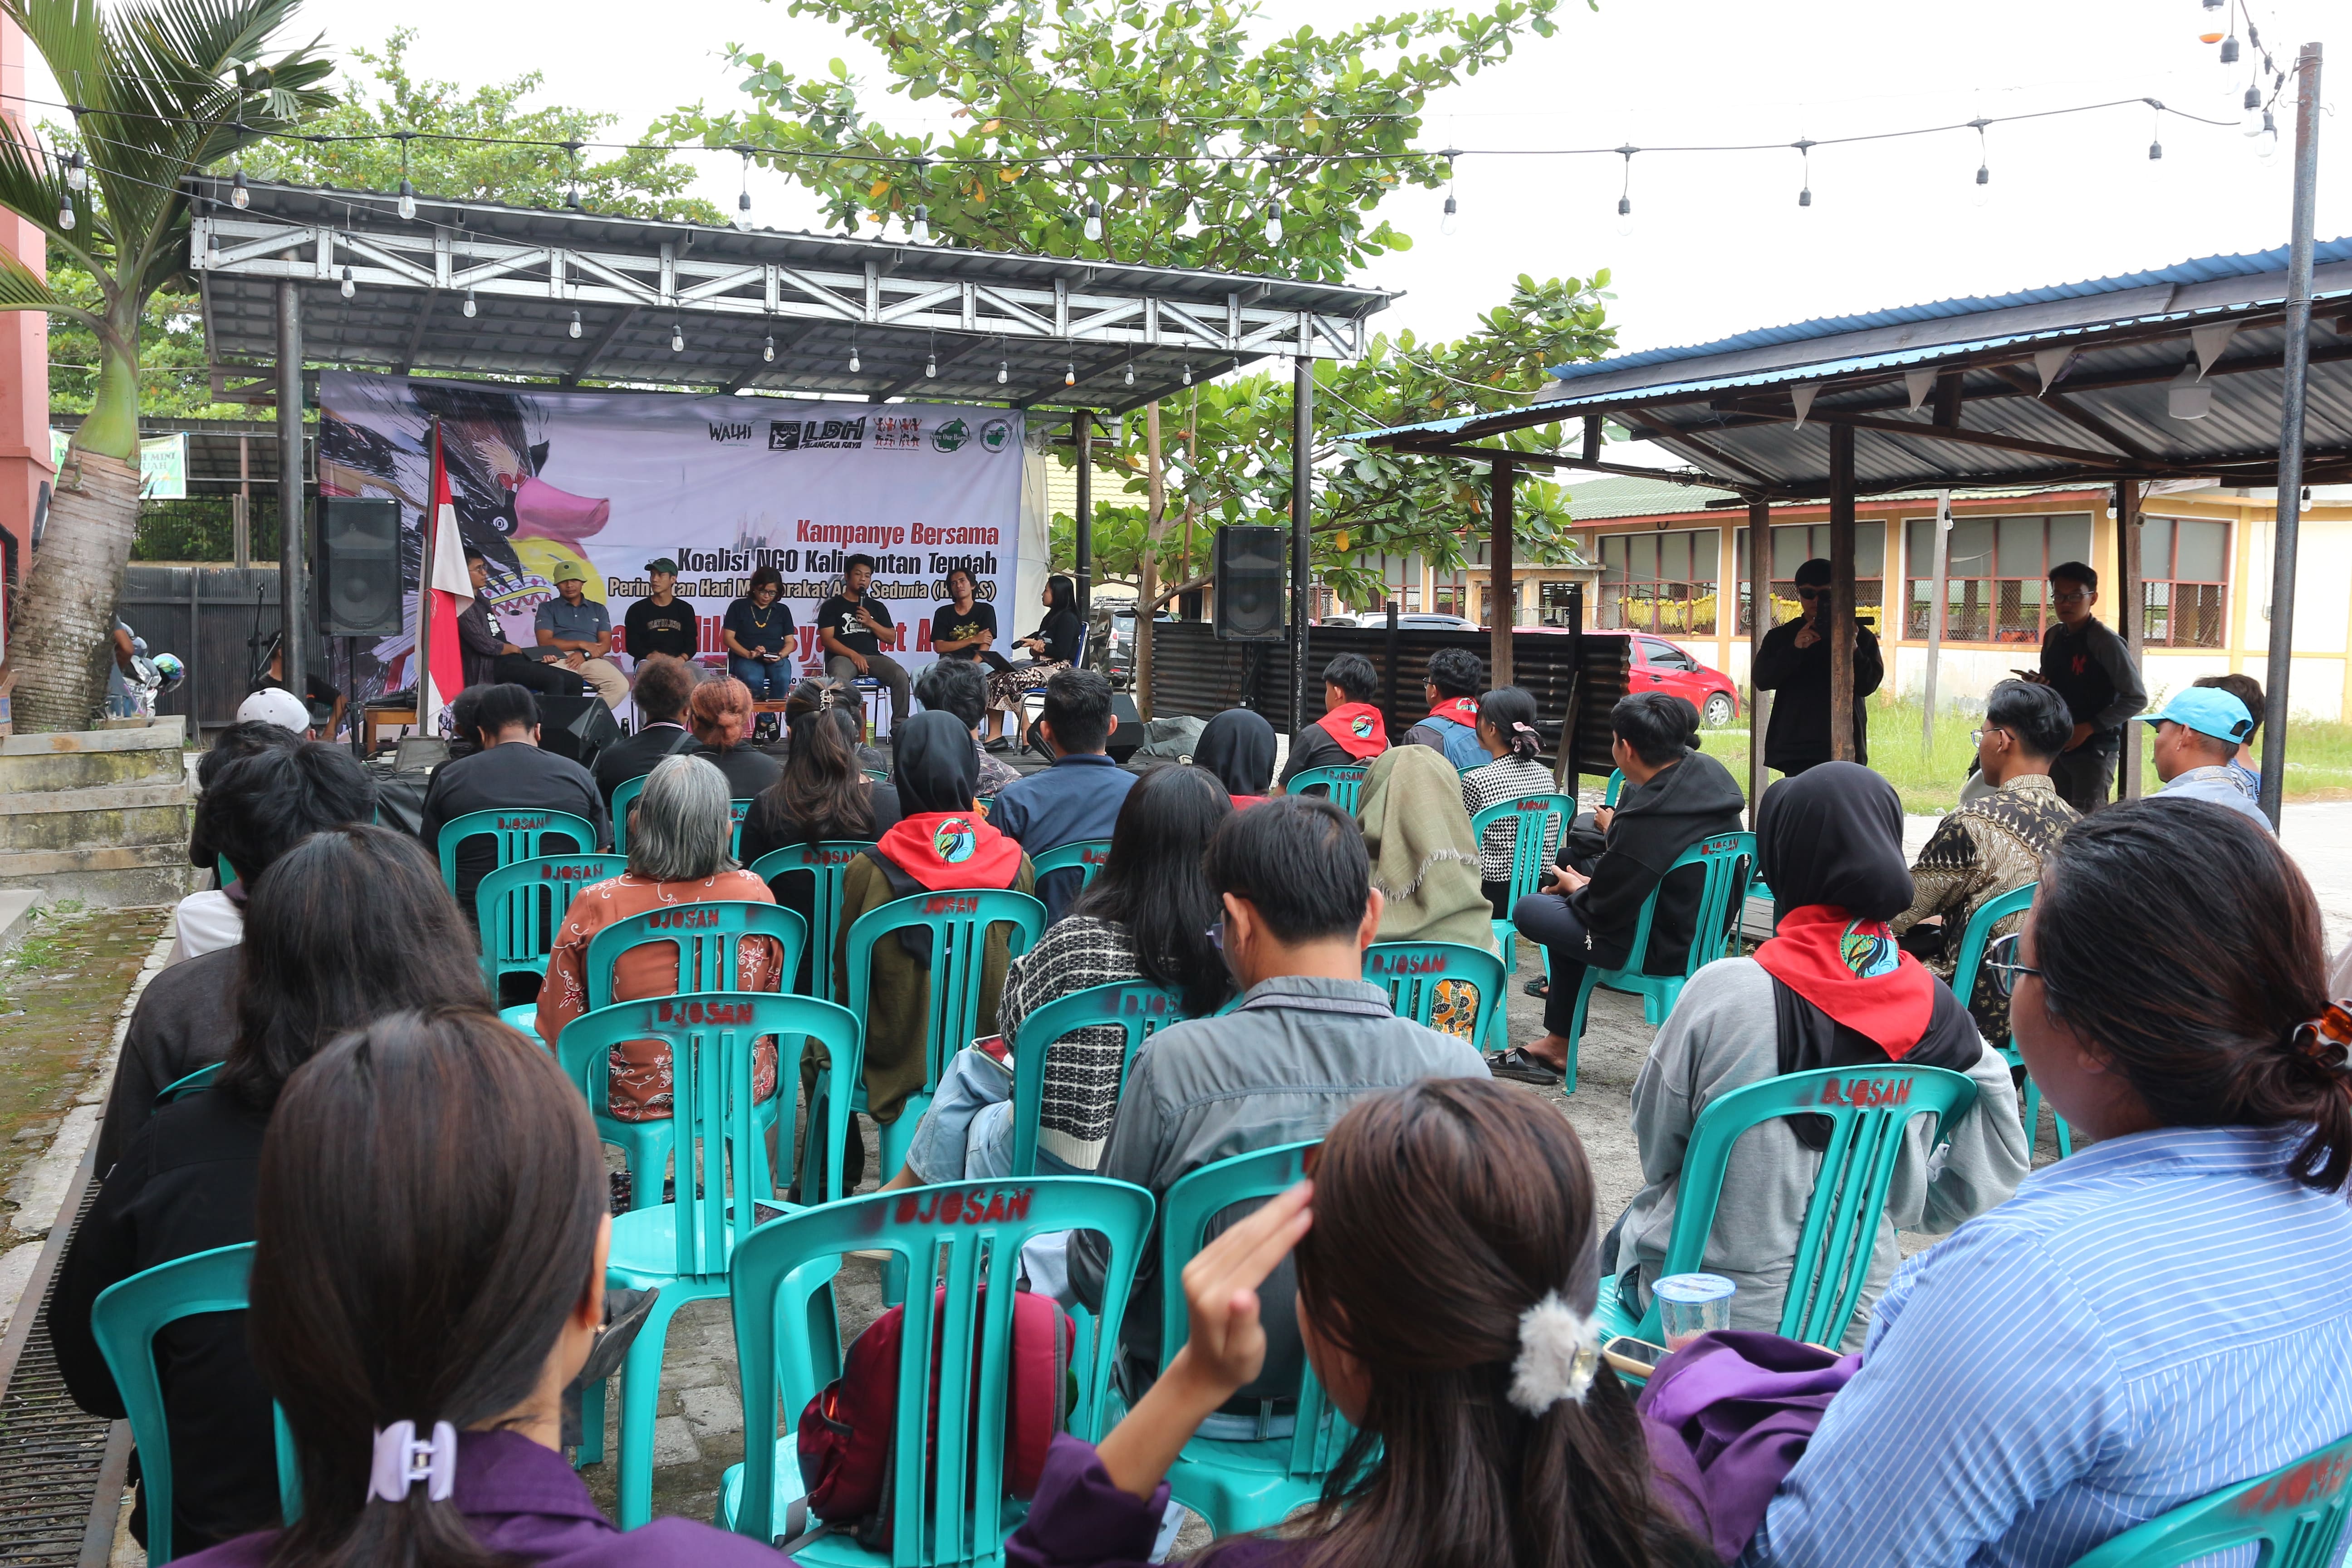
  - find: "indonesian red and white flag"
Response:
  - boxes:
[419,430,471,723]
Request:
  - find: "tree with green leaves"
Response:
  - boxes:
[0,0,330,731]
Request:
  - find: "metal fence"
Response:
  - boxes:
[117,565,293,733]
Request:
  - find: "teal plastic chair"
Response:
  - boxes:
[434,808,598,899]
[2068,1429,2352,1568]
[1556,830,1756,1093]
[1362,940,1509,1050]
[88,1243,300,1564]
[213,854,236,889]
[840,889,1047,1181]
[568,902,807,1209]
[566,991,862,1529]
[1468,792,1576,977]
[717,1176,1155,1556]
[730,798,753,857]
[1007,980,1187,1177]
[611,774,648,855]
[1285,765,1367,812]
[154,1062,221,1104]
[748,842,877,1004]
[863,767,890,784]
[1594,1063,1980,1350]
[1604,768,1624,807]
[1946,882,2072,1160]
[475,853,627,995]
[1030,838,1113,905]
[1149,1141,1357,1536]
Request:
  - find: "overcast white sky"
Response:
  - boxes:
[29,0,2346,354]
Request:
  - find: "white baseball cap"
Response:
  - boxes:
[237,686,313,734]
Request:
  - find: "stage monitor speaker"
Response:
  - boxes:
[1105,692,1143,763]
[1214,524,1288,642]
[318,497,403,636]
[536,693,622,770]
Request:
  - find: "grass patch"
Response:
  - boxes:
[1687,701,2348,815]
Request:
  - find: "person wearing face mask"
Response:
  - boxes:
[1750,559,1883,776]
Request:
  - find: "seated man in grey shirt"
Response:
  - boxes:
[2141,686,2275,834]
[1068,795,1488,1425]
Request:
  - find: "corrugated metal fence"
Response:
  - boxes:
[117,565,285,733]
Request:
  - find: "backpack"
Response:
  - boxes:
[795,1283,1073,1548]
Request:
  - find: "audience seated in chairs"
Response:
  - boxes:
[167,1007,783,1568]
[881,763,1237,1197]
[185,719,303,886]
[1401,647,1488,771]
[1068,796,1486,1425]
[1029,1079,1714,1568]
[1354,745,1501,1042]
[168,737,377,969]
[2195,671,2266,799]
[1749,798,2352,1563]
[2143,685,2274,833]
[593,654,701,807]
[1195,707,1279,808]
[50,827,482,1558]
[825,710,1038,1186]
[914,656,1020,799]
[739,700,902,992]
[419,683,610,921]
[687,674,782,799]
[1610,763,2029,1348]
[1459,685,1564,914]
[1275,653,1387,792]
[989,668,1137,924]
[1889,678,2079,1044]
[1494,691,1747,1085]
[536,755,784,1123]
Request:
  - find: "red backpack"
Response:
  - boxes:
[795,1284,1073,1548]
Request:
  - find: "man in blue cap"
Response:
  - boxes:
[2141,687,2272,833]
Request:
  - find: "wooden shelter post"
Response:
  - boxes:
[1489,457,1516,685]
[2116,479,2144,800]
[1828,422,1857,762]
[1747,495,1773,823]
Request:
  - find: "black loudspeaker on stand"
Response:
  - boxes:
[1213,524,1287,642]
[318,498,404,637]
[1105,693,1143,763]
[537,694,622,770]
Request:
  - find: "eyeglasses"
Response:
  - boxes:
[1205,920,1225,952]
[2051,589,2091,605]
[1971,726,2011,746]
[1982,931,2046,998]
[1795,587,1826,601]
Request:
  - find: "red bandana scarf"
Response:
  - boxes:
[1313,701,1390,760]
[1423,695,1481,727]
[875,810,1023,893]
[1752,904,1936,1058]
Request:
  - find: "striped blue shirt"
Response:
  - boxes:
[1745,1124,2352,1567]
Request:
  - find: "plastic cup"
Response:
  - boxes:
[1654,1272,1736,1351]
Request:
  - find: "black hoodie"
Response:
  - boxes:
[1569,747,1751,971]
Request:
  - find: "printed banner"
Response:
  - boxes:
[315,372,1035,710]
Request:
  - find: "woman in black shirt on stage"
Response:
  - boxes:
[985,573,1084,750]
[930,566,1004,671]
[720,565,795,701]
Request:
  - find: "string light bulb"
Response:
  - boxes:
[340,265,355,299]
[462,289,476,318]
[1064,363,1077,387]
[926,350,938,377]
[397,177,416,221]
[849,344,861,374]
[57,195,73,230]
[1794,138,1814,208]
[230,168,249,209]
[1614,145,1637,237]
[568,310,582,339]
[64,149,85,191]
[2220,32,2240,66]
[1181,363,1192,386]
[1083,196,1103,243]
[671,322,685,353]
[912,204,930,244]
[1123,361,1135,387]
[2148,98,2165,160]
[1262,199,1283,245]
[2198,0,2224,44]
[998,359,1009,384]
[1970,118,1992,209]
[763,334,775,363]
[735,144,753,230]
[1441,192,1458,233]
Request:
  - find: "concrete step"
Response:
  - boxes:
[0,719,196,907]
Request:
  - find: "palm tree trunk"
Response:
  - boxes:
[11,338,142,732]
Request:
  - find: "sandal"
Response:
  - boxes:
[1487,1046,1564,1085]
[1524,975,1549,999]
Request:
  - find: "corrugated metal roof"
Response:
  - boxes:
[1564,473,1738,518]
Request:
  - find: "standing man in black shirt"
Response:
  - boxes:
[2029,559,2146,812]
[418,682,609,923]
[623,556,701,663]
[1750,557,1883,775]
[817,553,911,737]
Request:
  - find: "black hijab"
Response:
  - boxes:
[1754,763,1981,1147]
[891,710,978,814]
[1195,709,1277,798]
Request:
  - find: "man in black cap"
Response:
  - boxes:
[1750,557,1883,774]
[623,558,702,664]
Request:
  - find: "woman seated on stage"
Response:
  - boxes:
[741,699,902,991]
[721,564,795,702]
[175,1008,784,1568]
[984,573,1083,752]
[536,755,783,1123]
[881,762,1235,1192]
[689,675,782,799]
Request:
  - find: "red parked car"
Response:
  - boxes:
[1623,632,1740,725]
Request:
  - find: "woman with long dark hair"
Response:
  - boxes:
[740,699,902,991]
[720,564,795,701]
[1747,797,2352,1565]
[1010,1076,1713,1568]
[49,827,483,1558]
[169,1008,783,1568]
[985,574,1083,750]
[883,764,1237,1193]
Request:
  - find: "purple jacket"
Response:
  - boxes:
[1008,1425,1714,1568]
[174,1430,792,1568]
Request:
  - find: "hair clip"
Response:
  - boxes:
[1511,721,1536,733]
[368,1420,458,1505]
[2288,1002,2352,1067]
[1507,1290,1601,1416]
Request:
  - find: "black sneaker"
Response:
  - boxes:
[1487,1046,1564,1085]
[984,737,1013,753]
